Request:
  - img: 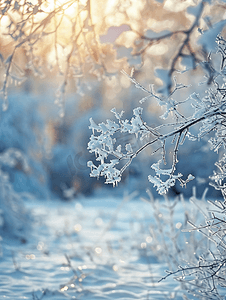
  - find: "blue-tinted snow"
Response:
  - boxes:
[0,196,192,300]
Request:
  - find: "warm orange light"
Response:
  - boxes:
[0,0,132,72]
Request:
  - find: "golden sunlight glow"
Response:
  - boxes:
[0,0,146,74]
[41,0,88,17]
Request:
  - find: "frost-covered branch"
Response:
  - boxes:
[88,34,226,194]
[159,195,226,299]
[130,1,206,94]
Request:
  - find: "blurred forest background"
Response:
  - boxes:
[0,0,225,204]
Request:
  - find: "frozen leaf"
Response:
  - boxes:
[111,108,124,119]
[87,161,95,168]
[99,123,108,134]
[148,175,178,195]
[106,119,119,134]
[121,119,133,132]
[133,107,143,116]
[148,175,161,188]
[89,118,100,133]
[187,174,195,181]
[131,115,142,135]
[116,145,122,153]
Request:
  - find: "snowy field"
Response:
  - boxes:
[0,194,197,300]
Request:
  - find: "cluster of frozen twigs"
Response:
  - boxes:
[168,197,226,299]
[177,200,226,299]
[137,186,225,299]
[87,34,226,194]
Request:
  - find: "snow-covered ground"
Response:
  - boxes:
[0,195,195,300]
